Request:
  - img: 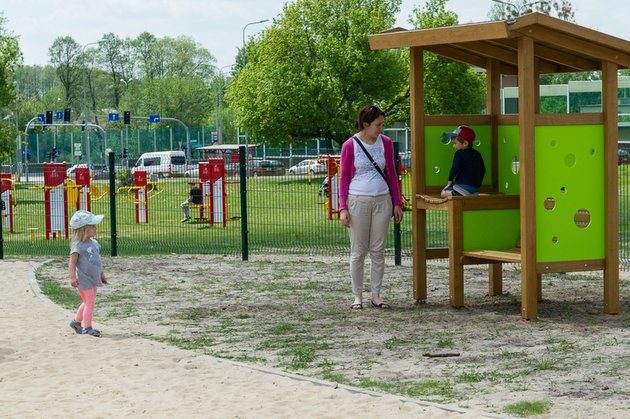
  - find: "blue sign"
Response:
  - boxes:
[109,112,120,121]
[211,131,219,143]
[38,114,45,122]
[149,114,161,123]
[56,111,63,120]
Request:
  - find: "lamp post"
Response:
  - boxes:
[216,64,235,144]
[242,19,269,49]
[120,77,133,93]
[491,0,549,18]
[82,41,99,165]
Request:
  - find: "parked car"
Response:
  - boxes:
[250,159,285,176]
[288,159,326,175]
[619,149,630,165]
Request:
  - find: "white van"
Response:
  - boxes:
[132,151,187,177]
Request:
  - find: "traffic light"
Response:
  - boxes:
[124,110,131,125]
[122,148,128,159]
[45,110,53,125]
[64,108,71,122]
[49,147,58,161]
[81,121,86,131]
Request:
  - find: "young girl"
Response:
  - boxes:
[68,210,108,337]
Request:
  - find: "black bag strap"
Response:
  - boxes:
[353,136,388,184]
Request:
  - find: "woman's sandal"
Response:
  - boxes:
[80,326,102,337]
[69,320,82,334]
[350,302,363,310]
[371,300,391,309]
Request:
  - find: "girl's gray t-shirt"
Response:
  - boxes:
[70,239,103,290]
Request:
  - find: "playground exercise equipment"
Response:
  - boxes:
[369,12,623,319]
[321,153,409,219]
[1,173,14,232]
[321,156,340,221]
[134,171,149,223]
[115,171,162,224]
[190,158,227,227]
[43,162,69,240]
[66,166,91,212]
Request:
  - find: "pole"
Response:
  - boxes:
[107,149,118,257]
[393,142,402,265]
[82,41,99,166]
[239,146,248,261]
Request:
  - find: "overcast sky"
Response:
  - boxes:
[2,0,629,72]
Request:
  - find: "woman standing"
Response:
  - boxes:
[339,105,403,310]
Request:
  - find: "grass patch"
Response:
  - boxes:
[504,400,552,417]
[267,323,297,335]
[154,334,215,350]
[38,280,81,310]
[384,337,411,349]
[178,307,212,321]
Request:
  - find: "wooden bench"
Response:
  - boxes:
[416,193,522,307]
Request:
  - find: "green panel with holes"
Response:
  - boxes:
[497,125,520,195]
[463,209,521,251]
[424,125,492,187]
[535,124,605,262]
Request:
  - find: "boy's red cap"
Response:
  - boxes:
[445,125,476,143]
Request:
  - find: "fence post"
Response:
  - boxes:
[393,141,401,266]
[0,198,3,259]
[239,146,249,261]
[107,149,118,257]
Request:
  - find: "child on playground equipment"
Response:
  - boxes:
[441,125,486,198]
[181,185,203,222]
[68,210,108,337]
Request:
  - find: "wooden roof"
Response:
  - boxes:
[368,12,630,74]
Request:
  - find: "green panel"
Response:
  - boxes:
[424,125,492,187]
[463,210,520,251]
[497,125,520,195]
[535,125,605,262]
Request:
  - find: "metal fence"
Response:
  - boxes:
[1,144,628,270]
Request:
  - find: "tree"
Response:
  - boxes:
[488,0,575,21]
[408,0,485,115]
[97,33,135,109]
[48,36,83,105]
[0,13,22,162]
[226,0,406,146]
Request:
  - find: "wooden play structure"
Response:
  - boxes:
[369,13,627,319]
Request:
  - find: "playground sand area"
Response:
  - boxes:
[36,254,629,417]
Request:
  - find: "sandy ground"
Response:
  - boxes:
[32,254,630,419]
[0,259,502,418]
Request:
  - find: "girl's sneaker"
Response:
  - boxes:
[69,320,82,334]
[80,326,102,337]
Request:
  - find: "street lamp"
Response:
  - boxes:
[216,64,236,144]
[82,41,99,165]
[492,0,549,18]
[120,77,133,93]
[242,19,269,48]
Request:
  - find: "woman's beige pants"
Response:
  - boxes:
[347,194,392,295]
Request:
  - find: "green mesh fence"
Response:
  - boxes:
[4,141,630,268]
[0,145,451,260]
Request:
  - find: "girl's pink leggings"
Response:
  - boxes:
[75,286,97,328]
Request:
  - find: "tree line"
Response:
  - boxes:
[1,0,587,162]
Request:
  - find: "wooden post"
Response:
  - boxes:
[518,36,538,320]
[602,61,620,314]
[448,200,464,307]
[489,264,503,296]
[487,58,503,295]
[410,47,427,302]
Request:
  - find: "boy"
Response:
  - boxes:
[441,125,486,198]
